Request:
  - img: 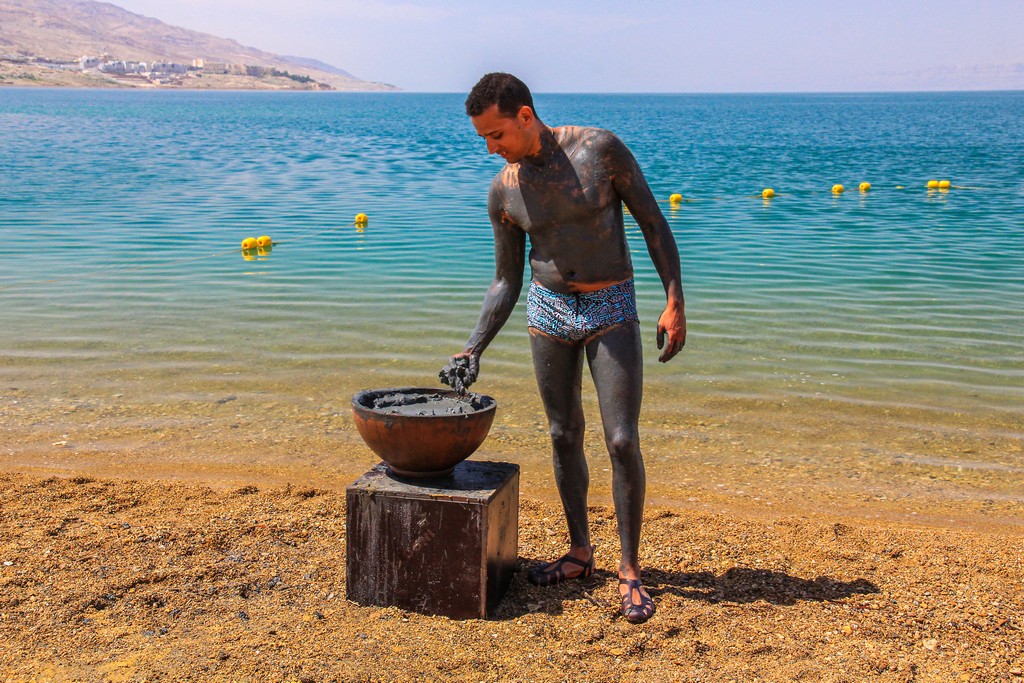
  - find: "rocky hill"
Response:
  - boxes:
[0,0,397,90]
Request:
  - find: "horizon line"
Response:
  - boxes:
[6,86,1022,96]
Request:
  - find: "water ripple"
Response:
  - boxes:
[1,90,1022,419]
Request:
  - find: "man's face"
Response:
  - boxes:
[470,104,535,164]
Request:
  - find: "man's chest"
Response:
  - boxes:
[502,161,618,232]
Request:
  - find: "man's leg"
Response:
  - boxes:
[585,321,654,622]
[528,330,594,578]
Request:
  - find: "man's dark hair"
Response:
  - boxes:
[465,72,538,119]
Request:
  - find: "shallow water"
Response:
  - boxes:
[1,89,1022,518]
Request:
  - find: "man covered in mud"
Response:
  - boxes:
[440,73,685,624]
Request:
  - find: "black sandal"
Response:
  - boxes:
[619,578,656,624]
[527,549,595,587]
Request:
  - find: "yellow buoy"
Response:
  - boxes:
[938,180,951,189]
[256,235,273,247]
[859,182,871,193]
[927,180,940,189]
[669,193,683,204]
[895,185,905,189]
[832,184,844,194]
[354,213,369,225]
[241,237,258,250]
[762,188,775,199]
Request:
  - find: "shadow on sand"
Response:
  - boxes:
[647,566,879,606]
[495,559,879,619]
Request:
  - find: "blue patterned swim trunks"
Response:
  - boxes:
[526,279,640,342]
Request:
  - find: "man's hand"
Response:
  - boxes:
[656,302,686,363]
[439,352,480,394]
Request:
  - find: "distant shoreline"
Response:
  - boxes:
[0,61,398,92]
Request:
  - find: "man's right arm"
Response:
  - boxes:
[465,180,526,356]
[441,179,525,389]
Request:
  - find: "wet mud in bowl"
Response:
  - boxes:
[351,388,497,479]
[366,390,490,417]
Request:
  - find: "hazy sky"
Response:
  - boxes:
[111,0,1024,92]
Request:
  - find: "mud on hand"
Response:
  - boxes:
[438,355,479,395]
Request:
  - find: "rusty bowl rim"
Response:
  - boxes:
[351,386,496,420]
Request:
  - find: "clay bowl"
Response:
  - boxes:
[351,387,497,479]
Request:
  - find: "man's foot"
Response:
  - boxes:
[619,577,655,624]
[527,548,595,587]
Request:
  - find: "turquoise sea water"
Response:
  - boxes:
[2,89,1023,478]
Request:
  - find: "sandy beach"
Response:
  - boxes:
[1,451,1022,682]
[3,373,1023,682]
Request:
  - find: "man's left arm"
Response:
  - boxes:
[605,134,687,362]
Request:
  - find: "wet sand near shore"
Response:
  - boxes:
[3,369,1022,530]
